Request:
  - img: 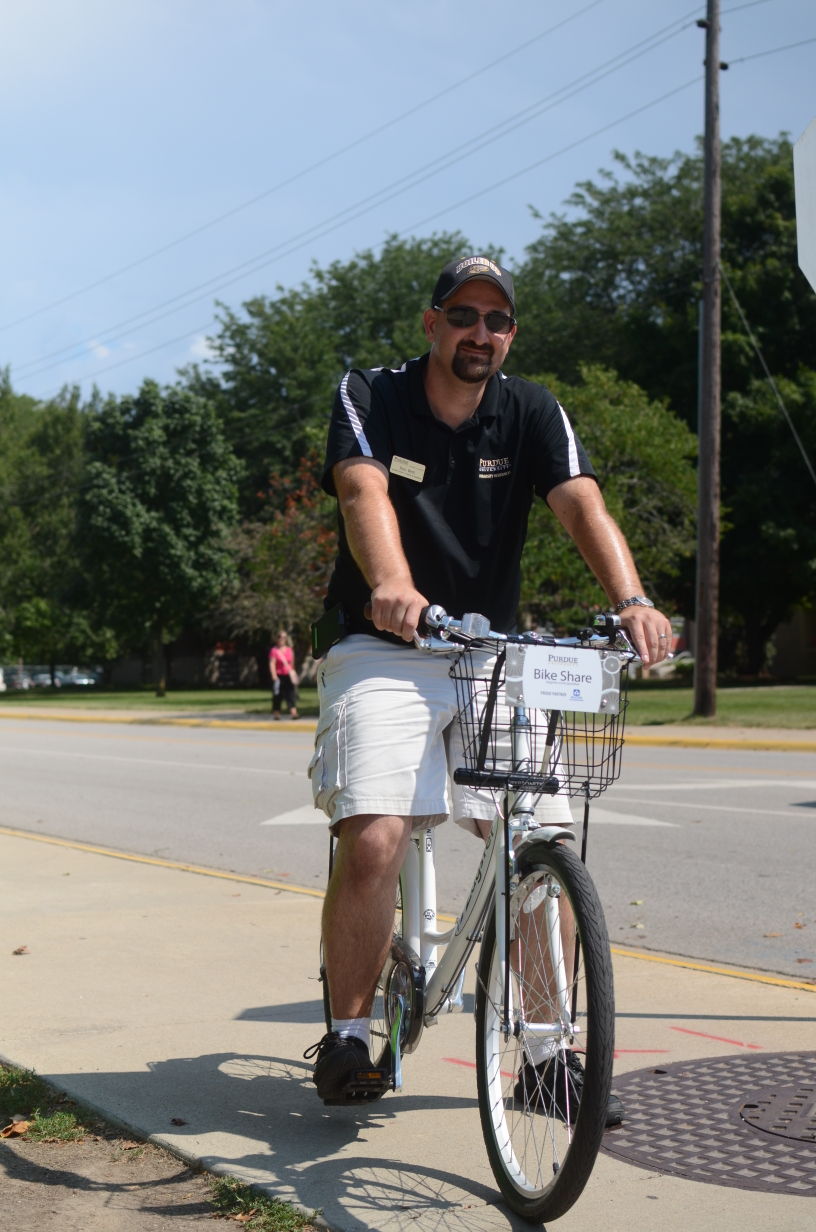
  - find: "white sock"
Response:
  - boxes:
[527,1039,558,1067]
[332,1017,370,1049]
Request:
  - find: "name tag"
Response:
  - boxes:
[390,455,426,483]
[505,644,622,714]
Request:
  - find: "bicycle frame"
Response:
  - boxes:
[395,703,574,1057]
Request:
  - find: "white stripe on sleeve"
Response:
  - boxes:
[557,401,580,476]
[339,371,373,457]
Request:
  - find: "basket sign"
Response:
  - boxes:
[504,644,622,714]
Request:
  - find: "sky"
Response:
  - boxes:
[2,0,814,403]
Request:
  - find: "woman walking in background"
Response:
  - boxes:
[269,630,299,720]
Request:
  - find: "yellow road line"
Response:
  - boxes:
[1,708,815,749]
[625,734,816,752]
[0,710,300,731]
[611,944,816,992]
[2,825,812,992]
[0,825,324,898]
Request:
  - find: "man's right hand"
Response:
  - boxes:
[365,582,428,643]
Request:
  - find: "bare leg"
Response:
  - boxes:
[322,813,413,1020]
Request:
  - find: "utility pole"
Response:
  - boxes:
[694,0,722,717]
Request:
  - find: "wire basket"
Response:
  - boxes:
[449,644,629,800]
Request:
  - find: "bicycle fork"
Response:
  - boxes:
[496,706,574,1045]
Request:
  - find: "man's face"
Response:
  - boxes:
[424,280,517,384]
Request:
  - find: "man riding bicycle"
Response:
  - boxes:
[306,255,672,1117]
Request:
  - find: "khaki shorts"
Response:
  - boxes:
[308,635,574,835]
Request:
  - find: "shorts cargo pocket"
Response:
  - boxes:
[308,701,345,819]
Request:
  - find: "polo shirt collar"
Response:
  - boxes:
[409,353,502,425]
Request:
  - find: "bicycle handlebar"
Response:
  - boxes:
[414,604,640,659]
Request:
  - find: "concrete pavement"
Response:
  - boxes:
[2,816,815,1231]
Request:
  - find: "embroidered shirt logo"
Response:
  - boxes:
[478,456,512,479]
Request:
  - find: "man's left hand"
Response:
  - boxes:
[619,607,673,666]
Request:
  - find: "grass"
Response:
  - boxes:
[0,1065,319,1229]
[626,681,816,728]
[2,681,814,729]
[209,1176,319,1230]
[0,1065,85,1141]
[0,684,320,718]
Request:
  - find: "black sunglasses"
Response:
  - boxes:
[434,304,516,335]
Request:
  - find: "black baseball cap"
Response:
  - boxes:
[431,255,516,314]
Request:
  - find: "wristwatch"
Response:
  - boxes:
[614,595,655,613]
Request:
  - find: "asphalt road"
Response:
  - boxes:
[1,718,814,978]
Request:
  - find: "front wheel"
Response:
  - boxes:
[475,841,615,1223]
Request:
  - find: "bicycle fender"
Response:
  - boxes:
[515,826,575,858]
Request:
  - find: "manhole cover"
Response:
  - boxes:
[601,1051,816,1195]
[740,1084,816,1143]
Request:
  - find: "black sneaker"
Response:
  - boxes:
[303,1032,390,1105]
[514,1050,624,1128]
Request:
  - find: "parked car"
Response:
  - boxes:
[31,671,60,687]
[3,667,33,690]
[57,668,98,687]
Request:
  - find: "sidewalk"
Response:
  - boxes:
[2,827,814,1231]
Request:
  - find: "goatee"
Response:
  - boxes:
[452,349,493,383]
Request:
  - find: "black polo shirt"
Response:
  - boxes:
[322,354,596,634]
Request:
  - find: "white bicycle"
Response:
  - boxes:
[319,607,636,1223]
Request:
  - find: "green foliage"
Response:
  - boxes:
[215,450,335,651]
[11,597,118,666]
[513,136,813,415]
[208,1175,318,1230]
[0,373,105,662]
[183,232,477,510]
[512,134,815,667]
[719,372,816,671]
[0,1065,84,1140]
[519,366,697,627]
[79,381,241,675]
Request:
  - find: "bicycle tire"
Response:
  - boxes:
[475,840,615,1223]
[321,874,409,1071]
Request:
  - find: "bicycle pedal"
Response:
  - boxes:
[323,1066,392,1105]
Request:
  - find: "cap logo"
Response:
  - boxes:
[455,257,502,279]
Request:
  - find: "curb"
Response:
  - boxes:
[1,706,814,751]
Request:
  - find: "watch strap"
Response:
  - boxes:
[614,595,655,613]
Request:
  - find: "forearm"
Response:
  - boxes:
[342,478,413,591]
[569,506,644,606]
[335,458,427,640]
[548,476,672,664]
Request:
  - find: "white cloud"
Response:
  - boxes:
[188,335,216,362]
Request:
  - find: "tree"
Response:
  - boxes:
[182,232,483,512]
[513,136,814,414]
[0,373,102,666]
[214,449,336,663]
[519,367,697,628]
[80,381,240,694]
[719,372,816,673]
[511,135,816,668]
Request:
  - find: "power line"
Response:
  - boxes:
[720,262,816,489]
[38,75,703,398]
[727,34,816,65]
[399,77,702,237]
[27,12,808,397]
[0,0,608,336]
[17,10,700,384]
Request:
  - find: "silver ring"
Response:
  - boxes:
[658,634,668,639]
